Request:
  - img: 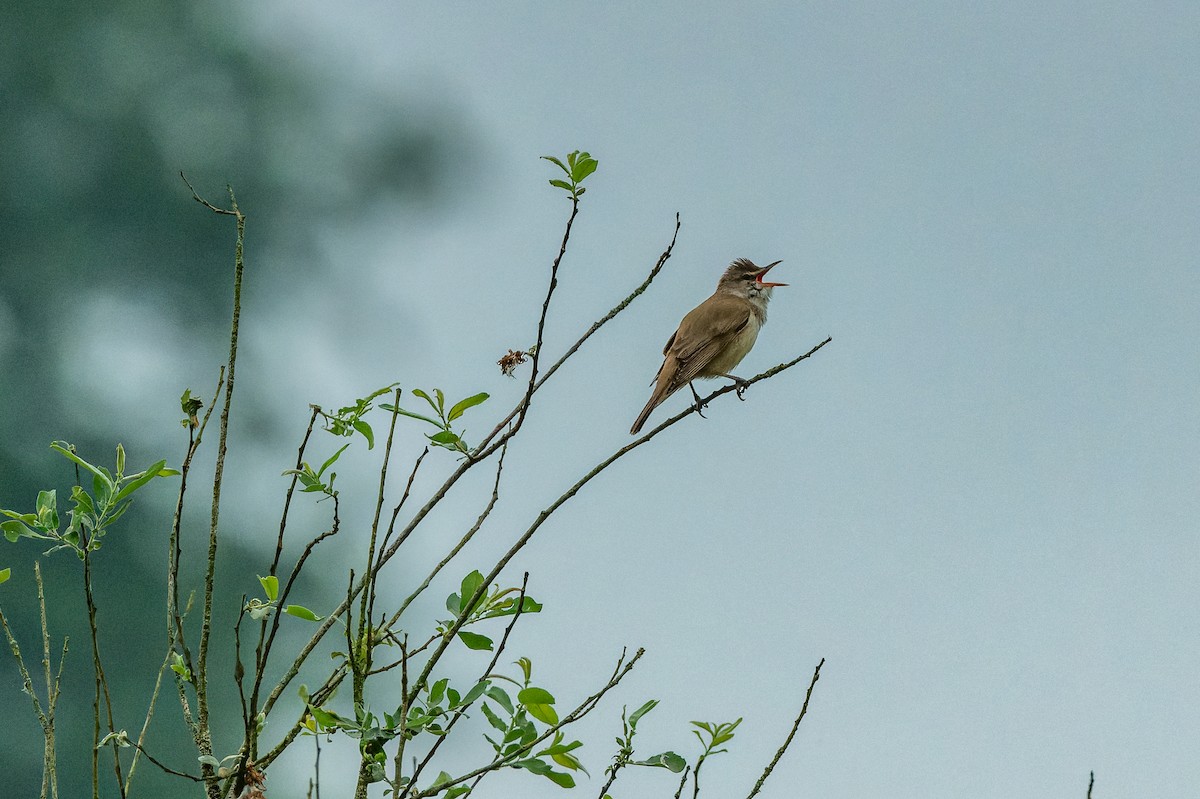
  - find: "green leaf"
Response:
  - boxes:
[524,702,558,725]
[537,735,582,757]
[36,489,57,523]
[445,592,461,615]
[456,680,489,708]
[571,157,598,183]
[352,420,375,449]
[549,179,573,191]
[259,574,279,601]
[458,631,494,651]
[448,392,489,421]
[97,730,130,748]
[429,678,448,706]
[459,570,485,613]
[92,473,110,506]
[540,155,569,174]
[428,431,460,445]
[0,568,10,585]
[551,750,587,774]
[2,519,35,542]
[635,752,687,772]
[70,485,95,516]
[112,458,170,504]
[628,699,659,729]
[384,405,442,427]
[480,703,508,733]
[513,758,550,775]
[516,656,532,684]
[105,499,133,528]
[308,705,345,730]
[169,652,191,681]
[52,442,107,483]
[412,388,441,416]
[284,604,323,622]
[318,443,351,478]
[518,687,555,706]
[197,755,220,768]
[486,686,514,715]
[115,443,126,475]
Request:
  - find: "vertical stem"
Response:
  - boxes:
[83,546,125,798]
[187,182,246,799]
[36,563,62,799]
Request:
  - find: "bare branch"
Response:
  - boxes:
[127,742,203,783]
[185,178,247,799]
[744,658,824,798]
[378,447,430,557]
[474,212,681,455]
[391,441,509,624]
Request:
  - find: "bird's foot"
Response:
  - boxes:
[724,375,749,401]
[689,383,708,418]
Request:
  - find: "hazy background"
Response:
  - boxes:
[2,1,1197,797]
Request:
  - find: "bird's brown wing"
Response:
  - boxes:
[665,295,752,389]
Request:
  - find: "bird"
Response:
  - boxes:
[630,258,786,435]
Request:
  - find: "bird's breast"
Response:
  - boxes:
[702,314,761,376]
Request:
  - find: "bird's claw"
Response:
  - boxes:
[733,380,749,401]
[689,383,709,418]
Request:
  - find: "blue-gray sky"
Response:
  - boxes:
[10,1,1197,797]
[249,2,1199,796]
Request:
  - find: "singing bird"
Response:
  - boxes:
[630,258,786,434]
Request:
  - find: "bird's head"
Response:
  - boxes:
[718,258,787,301]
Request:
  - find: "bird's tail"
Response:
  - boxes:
[630,365,681,435]
[630,395,660,435]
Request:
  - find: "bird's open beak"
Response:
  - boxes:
[755,260,787,287]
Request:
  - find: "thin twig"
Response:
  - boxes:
[38,562,66,799]
[128,742,203,782]
[359,388,404,679]
[182,175,246,799]
[744,658,824,798]
[82,539,125,798]
[1,571,67,799]
[168,367,224,685]
[249,492,342,758]
[1088,771,1095,799]
[391,442,509,625]
[390,637,411,795]
[473,212,681,456]
[125,640,176,791]
[268,407,320,579]
[378,447,430,557]
[674,766,692,799]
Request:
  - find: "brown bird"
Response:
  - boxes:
[630,258,786,434]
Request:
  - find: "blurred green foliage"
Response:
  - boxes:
[0,2,466,794]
